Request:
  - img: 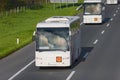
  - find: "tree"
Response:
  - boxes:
[0,0,51,13]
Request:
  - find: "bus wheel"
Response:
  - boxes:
[75,59,78,62]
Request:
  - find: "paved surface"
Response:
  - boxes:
[0,3,120,80]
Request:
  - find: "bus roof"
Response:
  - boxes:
[37,22,69,28]
[84,0,102,3]
[36,16,79,28]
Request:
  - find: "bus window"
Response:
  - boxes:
[37,28,69,51]
[84,3,102,15]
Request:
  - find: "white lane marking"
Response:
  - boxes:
[114,14,116,16]
[83,52,89,58]
[101,30,105,34]
[106,23,110,27]
[80,22,83,25]
[66,71,76,80]
[8,59,35,80]
[116,10,118,13]
[118,7,119,10]
[102,7,105,10]
[110,18,113,21]
[93,39,98,44]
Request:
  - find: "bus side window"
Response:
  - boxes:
[71,20,80,34]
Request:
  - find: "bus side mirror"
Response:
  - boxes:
[32,31,36,41]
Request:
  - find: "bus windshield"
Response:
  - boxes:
[36,28,69,51]
[84,3,102,15]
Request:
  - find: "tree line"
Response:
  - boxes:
[0,0,50,13]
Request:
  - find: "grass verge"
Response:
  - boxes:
[0,2,83,59]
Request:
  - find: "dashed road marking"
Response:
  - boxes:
[80,22,83,25]
[93,39,98,44]
[106,23,110,27]
[116,10,118,13]
[114,14,116,16]
[101,30,105,34]
[110,18,113,21]
[66,71,76,80]
[83,52,89,58]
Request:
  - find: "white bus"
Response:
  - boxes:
[83,0,105,24]
[35,16,81,67]
[106,0,118,4]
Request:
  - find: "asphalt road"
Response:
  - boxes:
[0,3,120,80]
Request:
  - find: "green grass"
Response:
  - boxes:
[0,2,83,59]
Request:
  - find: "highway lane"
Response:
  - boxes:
[0,3,119,80]
[7,4,120,80]
[71,4,120,80]
[0,42,35,80]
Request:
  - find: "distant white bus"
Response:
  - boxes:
[35,16,81,67]
[106,0,118,4]
[83,0,105,24]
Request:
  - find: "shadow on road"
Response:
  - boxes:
[72,47,94,68]
[118,1,120,4]
[102,18,111,24]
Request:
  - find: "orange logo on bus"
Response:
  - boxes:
[56,56,62,62]
[94,18,98,21]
